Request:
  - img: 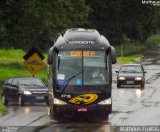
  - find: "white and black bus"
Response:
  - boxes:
[48,28,116,120]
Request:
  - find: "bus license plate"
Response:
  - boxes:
[77,108,88,112]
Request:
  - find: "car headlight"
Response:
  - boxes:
[53,98,67,105]
[118,76,125,80]
[98,98,112,105]
[135,77,142,80]
[24,91,32,95]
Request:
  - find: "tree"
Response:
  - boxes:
[86,0,160,44]
[0,0,90,51]
[86,0,124,44]
[121,0,155,42]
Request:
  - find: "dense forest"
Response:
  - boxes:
[0,0,160,51]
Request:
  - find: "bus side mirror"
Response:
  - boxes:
[115,71,119,73]
[111,46,117,64]
[48,47,53,64]
[48,47,58,64]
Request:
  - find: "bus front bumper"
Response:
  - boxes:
[53,104,112,115]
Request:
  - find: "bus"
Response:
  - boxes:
[47,28,116,120]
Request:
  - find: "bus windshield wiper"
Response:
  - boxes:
[61,71,82,94]
[58,56,60,70]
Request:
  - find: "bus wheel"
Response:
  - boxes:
[141,84,145,89]
[100,113,109,120]
[53,113,59,120]
[52,109,63,121]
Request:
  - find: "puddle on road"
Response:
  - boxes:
[117,88,142,99]
[118,89,124,96]
[136,89,142,99]
[135,89,143,107]
[24,107,31,114]
[146,73,160,84]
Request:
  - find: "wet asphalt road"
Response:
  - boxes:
[0,44,160,132]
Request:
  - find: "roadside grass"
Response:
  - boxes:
[115,34,160,57]
[0,84,7,114]
[145,34,160,46]
[115,41,145,56]
[115,35,160,63]
[117,54,143,64]
[0,49,24,64]
[0,103,7,114]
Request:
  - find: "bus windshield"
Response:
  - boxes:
[56,51,108,87]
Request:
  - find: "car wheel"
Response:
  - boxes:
[18,95,25,106]
[1,94,8,105]
[117,84,120,88]
[100,113,109,120]
[141,84,145,89]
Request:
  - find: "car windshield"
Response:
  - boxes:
[19,78,45,87]
[119,65,142,73]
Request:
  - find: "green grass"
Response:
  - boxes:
[0,82,7,114]
[116,35,160,64]
[115,35,160,57]
[115,41,144,56]
[0,103,7,114]
[117,54,143,64]
[145,34,160,46]
[0,49,24,64]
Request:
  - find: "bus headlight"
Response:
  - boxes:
[53,98,67,105]
[135,77,142,80]
[98,98,112,105]
[118,76,125,80]
[24,91,32,95]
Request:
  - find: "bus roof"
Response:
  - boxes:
[53,28,111,51]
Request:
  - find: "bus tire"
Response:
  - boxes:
[141,84,145,89]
